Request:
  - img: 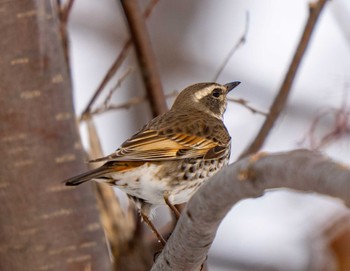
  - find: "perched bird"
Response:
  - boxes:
[65,81,240,244]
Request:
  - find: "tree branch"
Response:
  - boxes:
[240,0,328,159]
[227,97,268,116]
[90,90,178,117]
[213,11,249,82]
[81,0,160,119]
[58,0,75,71]
[59,0,75,23]
[152,149,350,271]
[102,67,135,109]
[120,0,168,116]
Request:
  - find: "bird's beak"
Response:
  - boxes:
[224,81,241,93]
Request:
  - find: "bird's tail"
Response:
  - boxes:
[65,164,114,186]
[64,161,145,186]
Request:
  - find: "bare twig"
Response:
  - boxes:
[227,97,268,116]
[299,108,332,148]
[152,149,350,270]
[90,90,178,117]
[92,96,147,116]
[317,109,350,148]
[103,67,135,108]
[81,0,160,118]
[57,0,76,70]
[60,0,75,23]
[120,0,168,116]
[239,0,329,159]
[81,40,132,120]
[300,90,350,149]
[213,11,249,82]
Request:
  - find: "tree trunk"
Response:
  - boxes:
[0,1,111,270]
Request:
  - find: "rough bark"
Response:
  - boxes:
[0,1,111,270]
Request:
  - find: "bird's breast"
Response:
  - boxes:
[105,155,229,206]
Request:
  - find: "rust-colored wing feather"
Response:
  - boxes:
[90,129,226,163]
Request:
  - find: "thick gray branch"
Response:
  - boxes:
[151,149,350,271]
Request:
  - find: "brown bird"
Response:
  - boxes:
[65,81,240,244]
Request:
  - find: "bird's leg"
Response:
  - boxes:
[140,211,166,246]
[163,191,180,220]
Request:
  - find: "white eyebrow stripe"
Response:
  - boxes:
[194,88,213,100]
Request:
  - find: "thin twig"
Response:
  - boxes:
[300,89,350,149]
[92,96,146,116]
[213,11,249,82]
[90,90,178,117]
[57,0,75,71]
[227,97,268,116]
[81,40,132,120]
[120,0,168,116]
[81,0,160,118]
[103,67,135,108]
[298,108,331,148]
[239,0,329,159]
[60,0,75,23]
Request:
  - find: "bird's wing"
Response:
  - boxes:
[90,129,226,162]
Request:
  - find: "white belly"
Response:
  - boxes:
[104,162,208,206]
[108,163,170,205]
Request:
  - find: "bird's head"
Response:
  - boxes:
[171,81,240,119]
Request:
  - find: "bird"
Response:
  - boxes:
[65,81,240,245]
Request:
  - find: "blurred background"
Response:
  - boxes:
[68,1,350,270]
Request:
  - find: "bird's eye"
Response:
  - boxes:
[212,89,221,98]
